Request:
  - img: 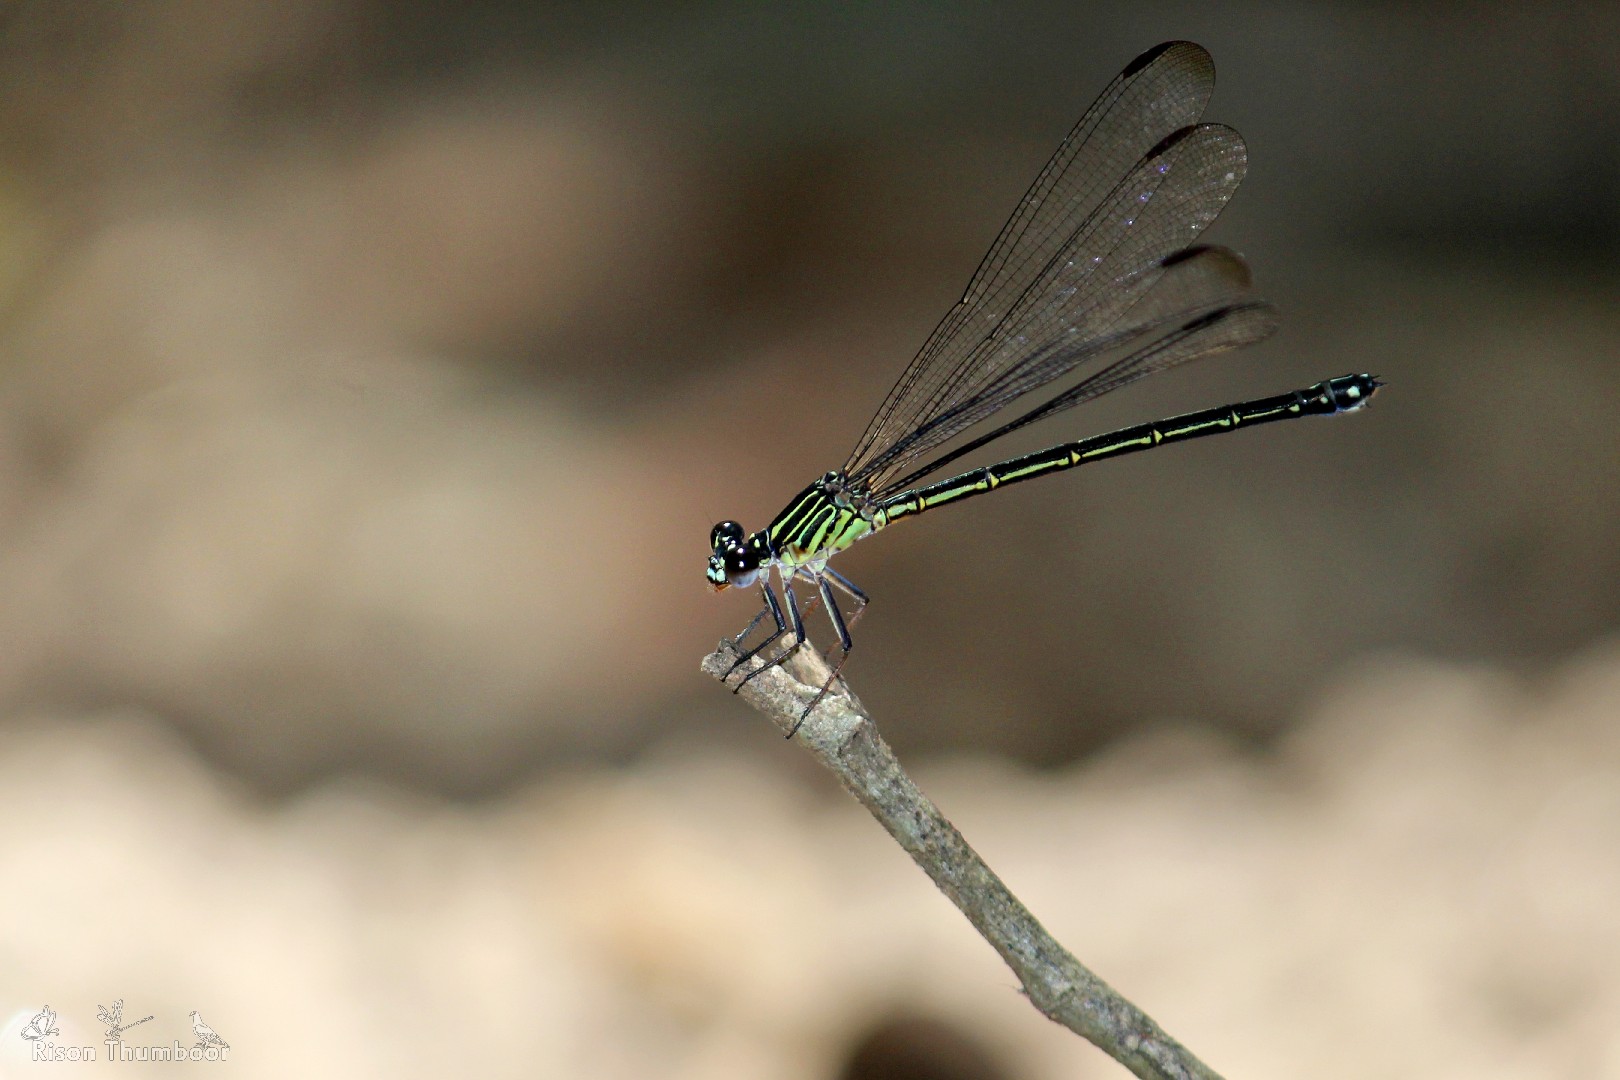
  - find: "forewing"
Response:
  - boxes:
[851,119,1251,489]
[843,41,1217,484]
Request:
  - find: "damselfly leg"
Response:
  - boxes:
[723,567,871,729]
[791,568,870,731]
[722,579,795,681]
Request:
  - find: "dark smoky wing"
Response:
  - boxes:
[843,41,1217,485]
[875,245,1278,494]
[851,116,1252,490]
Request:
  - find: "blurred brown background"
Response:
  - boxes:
[0,3,1616,1079]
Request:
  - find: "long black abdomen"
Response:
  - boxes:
[879,374,1379,521]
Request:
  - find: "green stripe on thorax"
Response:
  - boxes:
[764,480,876,570]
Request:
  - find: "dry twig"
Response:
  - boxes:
[701,640,1226,1080]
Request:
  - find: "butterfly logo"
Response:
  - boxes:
[20,1006,60,1041]
[96,999,153,1040]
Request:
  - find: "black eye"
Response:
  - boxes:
[710,521,744,548]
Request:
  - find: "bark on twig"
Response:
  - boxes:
[701,640,1226,1080]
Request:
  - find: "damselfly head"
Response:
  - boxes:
[707,520,761,591]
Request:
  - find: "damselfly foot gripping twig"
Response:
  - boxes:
[720,563,870,734]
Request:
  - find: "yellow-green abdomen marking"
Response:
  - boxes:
[877,375,1376,527]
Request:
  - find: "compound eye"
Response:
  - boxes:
[724,546,756,575]
[710,521,745,549]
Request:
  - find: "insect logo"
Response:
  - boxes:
[97,999,154,1041]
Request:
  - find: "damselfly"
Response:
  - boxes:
[707,41,1378,729]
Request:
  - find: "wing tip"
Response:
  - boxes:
[1123,40,1213,80]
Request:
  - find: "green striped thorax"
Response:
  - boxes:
[707,471,881,591]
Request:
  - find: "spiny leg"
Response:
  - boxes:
[825,566,870,636]
[723,581,788,685]
[789,569,871,735]
[809,567,869,675]
[730,598,773,650]
[734,573,810,689]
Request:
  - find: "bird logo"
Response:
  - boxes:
[96,999,154,1041]
[189,1011,229,1052]
[20,1006,59,1041]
